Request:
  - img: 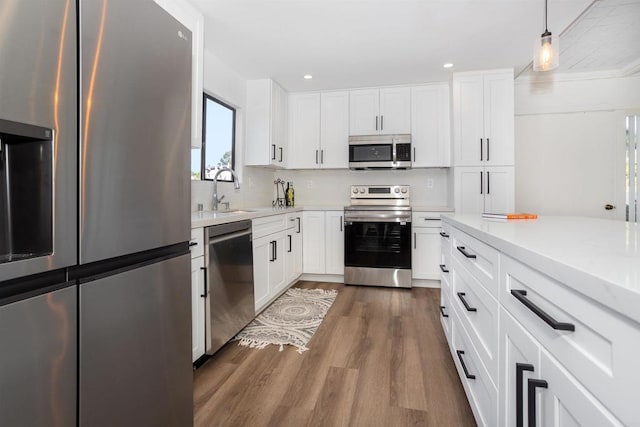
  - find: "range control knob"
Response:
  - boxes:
[394,187,400,193]
[352,188,358,194]
[360,187,366,194]
[401,187,408,194]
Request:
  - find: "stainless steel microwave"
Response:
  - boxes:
[348,134,412,169]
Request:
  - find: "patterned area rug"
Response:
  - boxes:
[234,288,337,354]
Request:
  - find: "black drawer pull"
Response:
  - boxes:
[516,363,534,427]
[456,350,476,379]
[439,305,449,318]
[511,290,575,331]
[439,264,449,273]
[457,292,477,312]
[527,378,548,426]
[456,246,476,259]
[200,267,207,298]
[439,231,450,238]
[189,241,198,247]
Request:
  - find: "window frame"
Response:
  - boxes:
[201,92,236,182]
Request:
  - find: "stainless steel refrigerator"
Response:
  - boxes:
[0,0,193,425]
[76,0,193,425]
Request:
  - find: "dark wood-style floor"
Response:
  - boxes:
[193,281,476,426]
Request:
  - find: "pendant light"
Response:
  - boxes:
[533,0,559,71]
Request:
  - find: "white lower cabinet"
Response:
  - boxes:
[445,221,633,426]
[285,216,303,283]
[454,166,514,214]
[411,213,443,280]
[191,255,206,362]
[252,231,286,313]
[302,210,344,275]
[451,309,498,427]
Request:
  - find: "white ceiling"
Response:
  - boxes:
[191,0,598,91]
[553,0,640,74]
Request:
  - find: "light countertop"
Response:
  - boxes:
[192,205,452,228]
[442,214,640,323]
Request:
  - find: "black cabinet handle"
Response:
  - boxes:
[487,171,490,194]
[439,231,450,238]
[456,350,476,379]
[274,240,278,260]
[296,217,301,234]
[321,149,324,164]
[269,241,275,262]
[456,246,476,259]
[487,138,490,161]
[480,171,483,194]
[516,363,534,427]
[200,267,207,297]
[375,116,378,130]
[527,378,548,426]
[413,147,416,162]
[271,144,276,160]
[511,290,575,331]
[439,264,449,273]
[480,138,483,161]
[340,216,343,232]
[457,292,477,312]
[414,232,417,249]
[288,234,292,253]
[381,115,384,130]
[439,305,449,318]
[279,147,283,162]
[315,149,319,164]
[189,241,198,247]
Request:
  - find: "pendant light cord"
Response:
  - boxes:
[544,0,548,32]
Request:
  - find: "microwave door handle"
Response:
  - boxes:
[392,141,397,165]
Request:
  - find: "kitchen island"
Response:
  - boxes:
[440,214,639,426]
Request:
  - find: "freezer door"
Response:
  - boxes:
[80,0,191,263]
[0,0,77,281]
[0,284,77,427]
[79,254,192,426]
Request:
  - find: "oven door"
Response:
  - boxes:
[344,219,412,269]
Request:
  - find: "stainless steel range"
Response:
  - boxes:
[344,185,412,288]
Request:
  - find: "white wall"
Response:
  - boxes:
[276,168,450,207]
[191,50,274,211]
[514,73,640,219]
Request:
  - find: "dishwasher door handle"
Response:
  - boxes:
[208,229,252,245]
[200,267,207,297]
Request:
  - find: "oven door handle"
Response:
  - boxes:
[343,216,412,223]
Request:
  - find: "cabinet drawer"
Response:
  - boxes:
[252,214,287,239]
[452,258,499,384]
[285,213,301,232]
[440,290,452,343]
[501,254,640,425]
[451,227,499,297]
[451,310,497,427]
[190,228,204,259]
[412,212,442,227]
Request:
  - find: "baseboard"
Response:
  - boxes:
[299,273,345,283]
[411,279,441,288]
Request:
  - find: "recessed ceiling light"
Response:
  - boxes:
[303,74,313,79]
[443,63,454,69]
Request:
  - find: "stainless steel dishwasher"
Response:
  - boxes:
[205,220,255,355]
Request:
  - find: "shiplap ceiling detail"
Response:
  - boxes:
[191,0,600,91]
[555,0,640,74]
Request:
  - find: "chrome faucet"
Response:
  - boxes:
[212,166,240,211]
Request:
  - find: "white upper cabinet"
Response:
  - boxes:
[411,84,451,167]
[379,87,411,135]
[453,70,514,167]
[245,79,288,167]
[288,91,349,169]
[349,87,410,135]
[288,93,321,169]
[154,0,204,149]
[320,91,349,168]
[455,166,514,214]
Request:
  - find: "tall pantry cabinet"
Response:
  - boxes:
[453,70,515,214]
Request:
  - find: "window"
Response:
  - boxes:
[191,93,236,182]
